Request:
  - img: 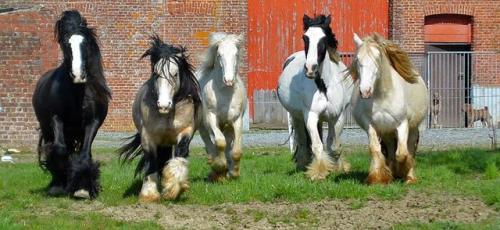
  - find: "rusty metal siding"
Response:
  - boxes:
[247,0,389,119]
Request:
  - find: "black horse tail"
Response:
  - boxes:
[117,133,144,177]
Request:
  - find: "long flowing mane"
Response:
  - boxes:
[198,32,243,81]
[141,35,201,112]
[349,33,419,83]
[55,10,111,104]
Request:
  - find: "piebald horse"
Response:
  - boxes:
[350,33,428,184]
[118,36,201,202]
[278,14,353,180]
[32,10,111,199]
[197,32,247,181]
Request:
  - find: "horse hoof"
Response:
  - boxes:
[208,171,227,182]
[47,186,66,196]
[366,168,393,185]
[73,189,90,199]
[138,193,161,203]
[405,176,417,185]
[306,157,333,181]
[162,182,189,201]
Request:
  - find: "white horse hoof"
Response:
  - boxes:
[73,189,90,199]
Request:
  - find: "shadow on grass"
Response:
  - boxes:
[333,171,368,184]
[122,179,142,198]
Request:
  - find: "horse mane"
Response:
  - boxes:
[55,10,111,104]
[198,32,243,79]
[303,14,341,63]
[142,35,201,112]
[349,33,419,83]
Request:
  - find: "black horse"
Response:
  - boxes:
[32,10,111,199]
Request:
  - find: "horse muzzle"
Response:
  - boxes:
[360,87,373,99]
[157,101,172,114]
[70,72,87,84]
[223,79,235,87]
[304,64,318,79]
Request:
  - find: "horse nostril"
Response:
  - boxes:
[311,64,318,71]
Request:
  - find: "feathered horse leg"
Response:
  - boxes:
[304,112,333,181]
[162,135,191,200]
[366,125,393,184]
[205,112,228,181]
[44,116,69,196]
[68,119,101,199]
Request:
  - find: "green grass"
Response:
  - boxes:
[0,147,498,228]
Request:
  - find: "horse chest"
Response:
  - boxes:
[370,103,405,133]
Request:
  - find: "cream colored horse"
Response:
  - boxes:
[350,33,428,184]
[197,32,247,181]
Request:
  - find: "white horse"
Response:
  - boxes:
[197,32,247,181]
[278,15,353,180]
[350,33,428,184]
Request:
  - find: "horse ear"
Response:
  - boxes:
[324,15,332,26]
[353,33,363,48]
[303,14,311,30]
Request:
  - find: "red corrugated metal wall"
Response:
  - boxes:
[247,0,389,118]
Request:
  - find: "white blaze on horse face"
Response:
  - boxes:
[304,27,326,78]
[68,35,85,83]
[357,46,380,98]
[155,58,179,114]
[218,42,238,87]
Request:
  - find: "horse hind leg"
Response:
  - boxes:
[292,116,312,171]
[327,112,350,173]
[161,135,191,200]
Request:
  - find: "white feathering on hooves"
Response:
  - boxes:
[162,157,190,200]
[138,179,160,203]
[306,154,334,181]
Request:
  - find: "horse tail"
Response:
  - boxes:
[117,133,144,177]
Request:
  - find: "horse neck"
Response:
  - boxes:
[318,57,338,86]
[373,54,394,98]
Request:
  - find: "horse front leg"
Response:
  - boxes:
[394,119,415,183]
[205,112,227,181]
[46,116,69,196]
[227,115,243,178]
[366,124,393,184]
[304,112,333,180]
[68,119,101,199]
[161,130,192,200]
[402,128,419,184]
[138,130,160,203]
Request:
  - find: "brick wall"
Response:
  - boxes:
[0,1,247,148]
[390,0,500,85]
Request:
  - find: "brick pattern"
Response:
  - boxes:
[390,0,500,85]
[0,1,247,148]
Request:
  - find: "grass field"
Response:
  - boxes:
[0,147,499,229]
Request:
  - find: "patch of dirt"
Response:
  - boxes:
[69,191,498,229]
